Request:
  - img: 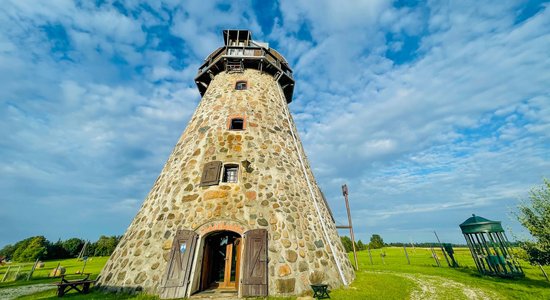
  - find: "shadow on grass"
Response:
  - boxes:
[451,266,550,289]
[17,287,160,300]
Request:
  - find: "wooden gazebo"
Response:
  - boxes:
[460,214,524,278]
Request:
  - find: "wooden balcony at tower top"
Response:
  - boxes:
[194,29,295,103]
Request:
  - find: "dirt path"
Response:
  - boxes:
[0,284,55,299]
[366,271,499,300]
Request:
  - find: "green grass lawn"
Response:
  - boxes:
[2,248,549,299]
[0,257,108,289]
[342,247,550,299]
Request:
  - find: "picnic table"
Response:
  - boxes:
[311,283,330,299]
[54,273,95,297]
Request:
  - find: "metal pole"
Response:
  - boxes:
[434,231,451,267]
[403,245,410,265]
[342,184,359,271]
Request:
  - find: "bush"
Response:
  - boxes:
[515,179,550,265]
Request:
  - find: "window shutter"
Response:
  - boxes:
[200,161,222,186]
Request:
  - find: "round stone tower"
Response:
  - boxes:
[98,29,355,298]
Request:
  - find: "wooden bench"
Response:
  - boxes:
[311,284,330,299]
[54,273,95,297]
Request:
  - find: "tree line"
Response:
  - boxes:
[0,235,121,262]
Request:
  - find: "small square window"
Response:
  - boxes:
[235,81,247,90]
[222,164,239,183]
[230,118,244,130]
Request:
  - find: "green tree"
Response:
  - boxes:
[12,236,48,262]
[0,244,17,260]
[515,179,550,265]
[63,238,85,257]
[46,239,68,260]
[93,235,121,256]
[357,240,365,251]
[340,236,353,252]
[369,234,384,249]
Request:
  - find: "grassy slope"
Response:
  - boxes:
[3,248,550,299]
[339,247,550,300]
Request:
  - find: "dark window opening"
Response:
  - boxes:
[230,118,244,130]
[222,164,239,183]
[235,81,247,90]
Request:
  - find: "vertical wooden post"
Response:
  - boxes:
[403,246,410,265]
[342,184,359,271]
[367,247,373,265]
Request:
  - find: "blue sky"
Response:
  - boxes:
[1,0,549,247]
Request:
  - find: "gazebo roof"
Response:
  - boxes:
[459,214,504,234]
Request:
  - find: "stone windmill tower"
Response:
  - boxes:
[98,29,355,298]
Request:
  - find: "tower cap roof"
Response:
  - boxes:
[459,214,504,234]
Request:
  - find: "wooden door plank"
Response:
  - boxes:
[241,229,268,297]
[160,230,198,299]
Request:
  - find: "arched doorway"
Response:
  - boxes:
[200,231,242,291]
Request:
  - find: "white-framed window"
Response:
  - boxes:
[222,164,239,183]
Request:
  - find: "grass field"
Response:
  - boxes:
[0,257,108,299]
[334,247,550,300]
[1,248,549,299]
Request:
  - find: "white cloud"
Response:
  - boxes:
[0,0,548,246]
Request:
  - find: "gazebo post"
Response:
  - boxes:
[464,234,481,270]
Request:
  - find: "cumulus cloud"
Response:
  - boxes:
[1,0,548,245]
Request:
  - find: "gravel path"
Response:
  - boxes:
[365,270,499,300]
[0,284,55,299]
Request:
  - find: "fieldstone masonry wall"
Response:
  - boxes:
[98,69,355,296]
